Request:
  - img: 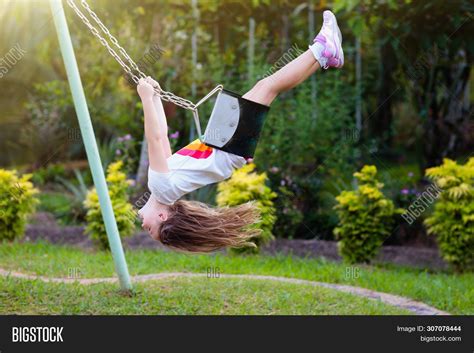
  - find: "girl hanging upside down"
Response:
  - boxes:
[137,10,344,253]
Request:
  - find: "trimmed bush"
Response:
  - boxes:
[84,161,135,250]
[334,165,400,264]
[0,169,39,241]
[217,163,276,253]
[424,158,474,272]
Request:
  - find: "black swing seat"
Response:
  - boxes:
[202,89,269,159]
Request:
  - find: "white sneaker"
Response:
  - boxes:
[309,10,344,69]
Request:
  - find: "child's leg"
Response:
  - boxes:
[243,10,343,107]
[243,50,320,106]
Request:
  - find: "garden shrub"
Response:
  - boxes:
[31,164,66,186]
[84,161,135,250]
[37,192,74,225]
[424,158,474,272]
[266,168,306,239]
[217,163,277,254]
[294,173,332,239]
[0,169,39,241]
[56,169,90,224]
[272,185,303,239]
[334,165,400,264]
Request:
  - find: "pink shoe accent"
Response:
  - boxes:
[311,10,344,69]
[327,57,341,67]
[323,48,334,58]
[314,34,326,44]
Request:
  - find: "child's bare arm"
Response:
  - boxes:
[137,78,169,173]
[150,84,172,158]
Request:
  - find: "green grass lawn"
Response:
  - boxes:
[0,276,410,315]
[0,242,472,314]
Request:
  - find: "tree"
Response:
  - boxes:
[362,0,473,166]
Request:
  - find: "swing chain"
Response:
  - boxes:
[65,0,226,138]
[66,0,140,83]
[66,0,202,113]
[78,0,147,79]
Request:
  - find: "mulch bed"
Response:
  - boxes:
[24,213,447,270]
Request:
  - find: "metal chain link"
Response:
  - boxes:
[66,0,198,111]
[66,0,139,82]
[79,1,147,78]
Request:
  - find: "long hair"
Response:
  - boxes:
[158,200,261,253]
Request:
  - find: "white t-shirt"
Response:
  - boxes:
[148,139,246,205]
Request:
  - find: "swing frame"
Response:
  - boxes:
[50,0,132,291]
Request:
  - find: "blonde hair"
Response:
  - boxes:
[158,200,261,253]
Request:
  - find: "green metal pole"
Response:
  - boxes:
[49,0,132,291]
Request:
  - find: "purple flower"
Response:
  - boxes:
[115,149,122,156]
[117,136,124,143]
[270,166,279,173]
[408,172,414,178]
[124,134,132,141]
[401,188,409,195]
[170,131,180,139]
